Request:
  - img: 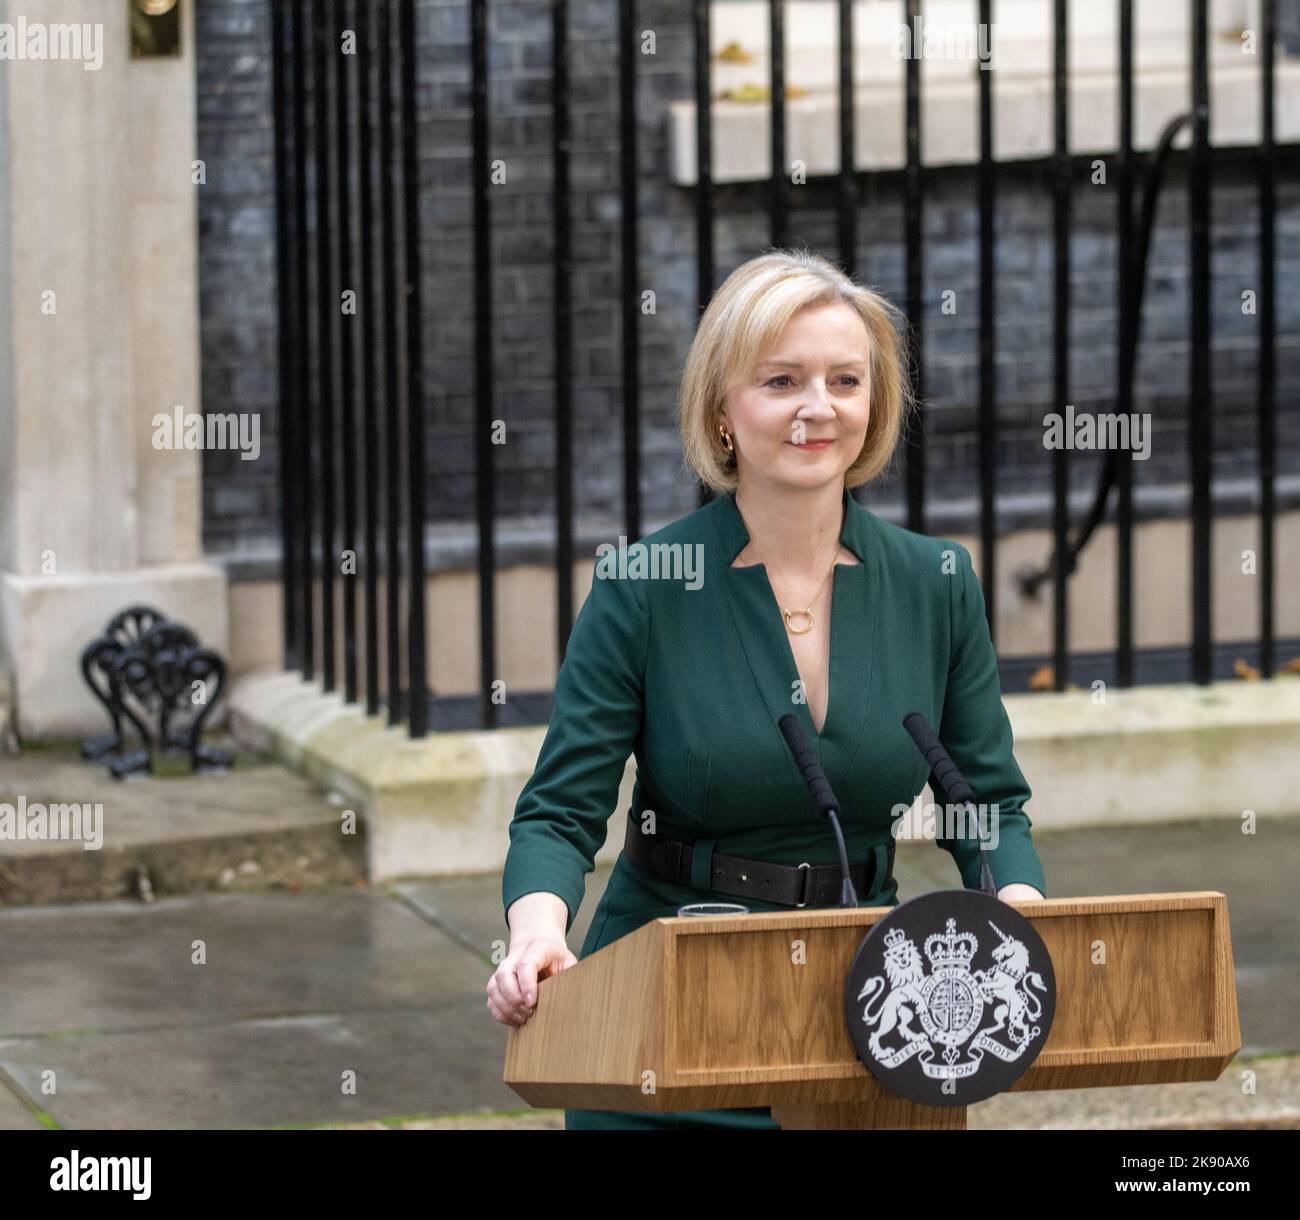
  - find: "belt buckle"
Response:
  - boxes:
[795,861,812,908]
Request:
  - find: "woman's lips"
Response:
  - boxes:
[790,439,834,450]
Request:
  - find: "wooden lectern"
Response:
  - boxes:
[504,892,1241,1129]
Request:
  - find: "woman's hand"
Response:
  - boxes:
[997,882,1044,903]
[487,934,577,1026]
[487,892,578,1027]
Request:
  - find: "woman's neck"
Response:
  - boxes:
[732,479,846,575]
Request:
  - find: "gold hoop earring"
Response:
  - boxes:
[718,424,735,454]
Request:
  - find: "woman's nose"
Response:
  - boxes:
[796,382,837,416]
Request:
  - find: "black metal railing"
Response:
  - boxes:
[272,0,427,733]
[270,0,1290,737]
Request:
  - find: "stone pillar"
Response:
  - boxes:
[0,0,227,738]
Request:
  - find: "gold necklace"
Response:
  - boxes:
[779,558,838,635]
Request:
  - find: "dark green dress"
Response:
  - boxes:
[501,487,1047,1130]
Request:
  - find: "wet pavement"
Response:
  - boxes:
[0,815,1296,1129]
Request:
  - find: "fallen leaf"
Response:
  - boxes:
[1028,663,1055,691]
[721,81,810,103]
[716,40,755,64]
[724,82,769,102]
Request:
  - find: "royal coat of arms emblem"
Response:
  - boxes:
[844,889,1056,1106]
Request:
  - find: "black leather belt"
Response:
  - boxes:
[622,811,895,908]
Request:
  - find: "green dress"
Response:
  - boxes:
[501,487,1048,1130]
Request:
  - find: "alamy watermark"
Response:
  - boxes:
[1043,404,1152,460]
[894,16,998,70]
[0,17,103,70]
[892,800,1001,850]
[0,796,103,850]
[152,406,262,462]
[594,539,705,590]
[50,1151,150,1200]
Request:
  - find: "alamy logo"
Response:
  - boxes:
[892,800,1001,850]
[1043,404,1152,459]
[894,16,998,70]
[0,797,103,850]
[593,539,705,591]
[0,18,104,70]
[50,1150,151,1200]
[152,406,262,462]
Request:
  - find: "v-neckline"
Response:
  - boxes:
[710,487,882,805]
[715,487,870,750]
[731,556,855,743]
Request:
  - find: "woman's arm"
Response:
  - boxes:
[505,891,570,941]
[934,542,1047,901]
[488,564,648,1025]
[500,561,649,935]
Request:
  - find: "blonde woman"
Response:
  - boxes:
[487,249,1046,1129]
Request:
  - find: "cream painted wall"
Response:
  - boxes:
[227,509,1300,696]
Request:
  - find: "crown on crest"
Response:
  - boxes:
[883,926,908,950]
[924,918,977,968]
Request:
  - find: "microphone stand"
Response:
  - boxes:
[777,714,859,907]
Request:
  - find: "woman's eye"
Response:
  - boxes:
[765,374,861,389]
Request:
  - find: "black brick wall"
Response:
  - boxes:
[196,0,1300,561]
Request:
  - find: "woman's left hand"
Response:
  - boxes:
[996,883,1044,902]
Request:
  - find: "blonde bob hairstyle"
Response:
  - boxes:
[678,248,915,494]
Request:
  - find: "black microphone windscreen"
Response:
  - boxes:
[778,713,838,817]
[902,710,976,806]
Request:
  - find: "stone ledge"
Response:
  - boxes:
[0,743,365,906]
[673,0,1300,184]
[1002,675,1300,829]
[231,670,1300,884]
[670,61,1300,185]
[229,671,636,885]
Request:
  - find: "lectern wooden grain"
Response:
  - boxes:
[503,892,1241,1129]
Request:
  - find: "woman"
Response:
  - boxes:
[486,249,1047,1130]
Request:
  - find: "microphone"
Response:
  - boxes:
[901,711,998,897]
[777,714,859,907]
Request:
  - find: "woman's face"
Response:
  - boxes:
[722,301,872,495]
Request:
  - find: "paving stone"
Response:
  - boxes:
[392,861,614,958]
[0,1007,516,1130]
[0,796,1293,1128]
[0,1077,47,1131]
[971,1053,1300,1130]
[0,889,488,1036]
